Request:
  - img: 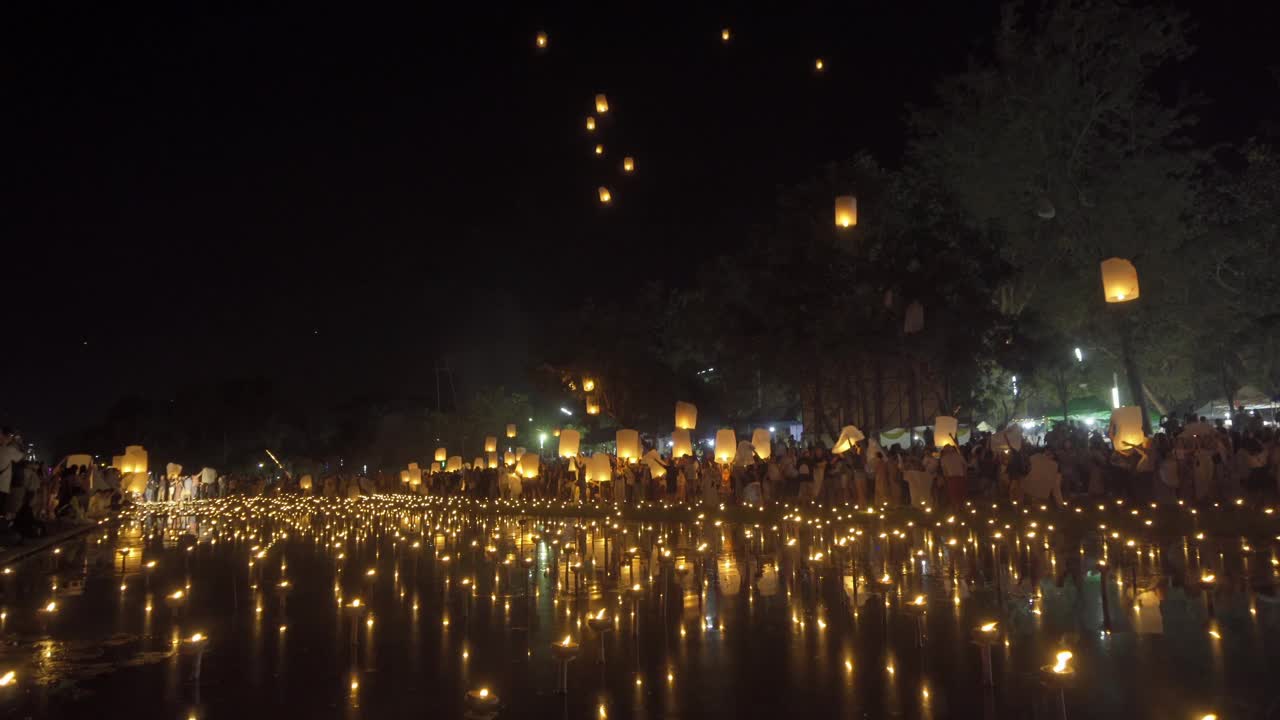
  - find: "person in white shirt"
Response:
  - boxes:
[1022,450,1064,506]
[0,428,26,515]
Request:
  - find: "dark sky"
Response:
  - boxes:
[7,1,1278,445]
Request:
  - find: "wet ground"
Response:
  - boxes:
[0,496,1275,719]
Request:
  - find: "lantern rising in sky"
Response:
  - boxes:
[586,116,596,132]
[622,156,634,173]
[814,58,825,71]
[598,187,612,205]
[594,143,604,156]
[721,28,731,42]
[1100,257,1140,303]
[506,424,517,438]
[535,31,548,49]
[834,195,857,228]
[582,377,596,392]
[595,94,609,114]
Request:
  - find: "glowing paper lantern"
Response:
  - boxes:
[516,447,526,459]
[586,398,601,415]
[484,436,498,453]
[123,473,148,495]
[582,377,596,392]
[642,449,667,478]
[751,428,772,459]
[714,429,737,463]
[535,31,548,49]
[487,452,499,469]
[473,457,485,471]
[735,440,754,467]
[586,454,613,483]
[831,425,865,454]
[585,116,596,132]
[166,463,183,480]
[445,456,463,472]
[835,195,857,228]
[674,402,698,430]
[504,451,516,466]
[1110,406,1146,451]
[721,28,731,42]
[814,58,825,71]
[114,445,149,475]
[299,474,313,492]
[519,452,540,478]
[622,156,634,173]
[934,416,959,448]
[594,143,604,156]
[616,429,641,462]
[671,429,693,458]
[552,427,561,437]
[434,448,448,463]
[1100,258,1140,303]
[559,429,581,458]
[598,187,612,205]
[595,94,609,114]
[407,463,423,487]
[506,424,518,438]
[400,470,410,484]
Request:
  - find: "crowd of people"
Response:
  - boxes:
[3,410,1277,544]
[366,412,1280,511]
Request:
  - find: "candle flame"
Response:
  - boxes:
[1052,651,1072,673]
[478,688,489,699]
[0,671,14,686]
[561,634,573,646]
[980,622,998,632]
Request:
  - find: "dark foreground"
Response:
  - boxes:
[0,496,1273,719]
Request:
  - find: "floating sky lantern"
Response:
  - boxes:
[484,436,498,453]
[506,424,517,438]
[586,397,601,415]
[594,143,604,156]
[586,116,596,132]
[714,429,737,463]
[595,94,609,113]
[814,58,825,71]
[642,449,667,478]
[518,452,540,478]
[165,463,183,480]
[616,429,641,462]
[407,463,423,487]
[671,429,693,458]
[598,186,612,205]
[622,156,634,173]
[535,31,548,49]
[582,377,596,392]
[1110,406,1146,451]
[831,425,865,454]
[1100,257,1140,303]
[586,454,613,484]
[834,195,857,228]
[934,416,958,447]
[503,451,516,466]
[445,456,463,472]
[721,28,731,42]
[674,401,698,430]
[434,448,447,463]
[114,445,149,475]
[299,474,313,492]
[750,428,772,459]
[558,429,581,458]
[487,452,499,469]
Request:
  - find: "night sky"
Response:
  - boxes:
[8,2,1278,444]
